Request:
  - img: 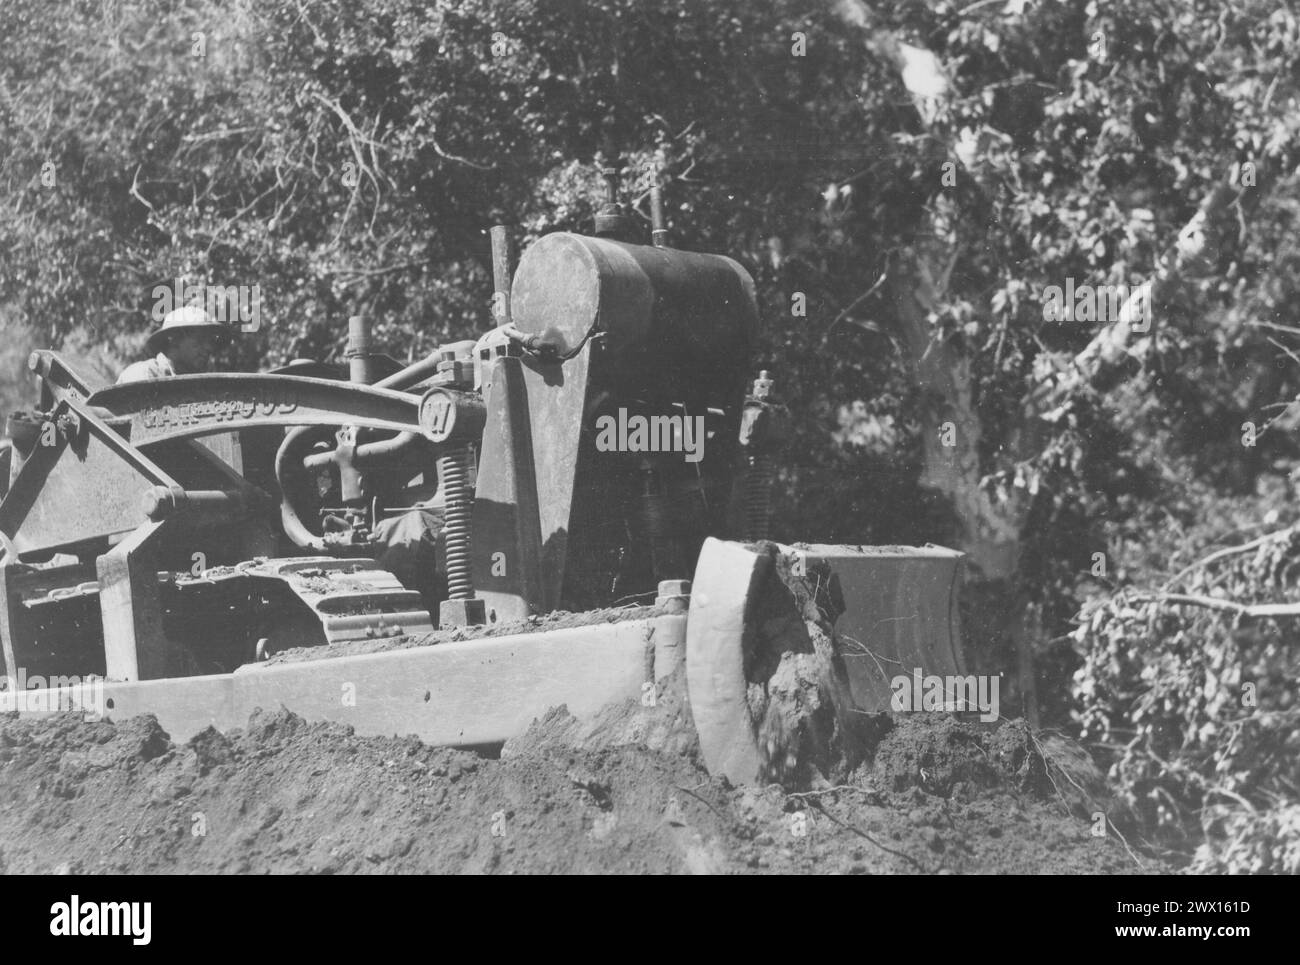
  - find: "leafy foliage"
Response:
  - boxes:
[1073,468,1300,863]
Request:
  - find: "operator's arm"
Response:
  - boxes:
[116,355,175,384]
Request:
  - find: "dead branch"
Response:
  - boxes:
[429,125,492,171]
[827,265,891,332]
[329,258,433,288]
[1029,731,1147,870]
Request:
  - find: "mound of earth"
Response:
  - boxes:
[0,701,1146,874]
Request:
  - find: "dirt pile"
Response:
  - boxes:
[0,700,1143,874]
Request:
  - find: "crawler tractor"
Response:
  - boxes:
[0,174,966,782]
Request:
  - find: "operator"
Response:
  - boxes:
[120,304,444,610]
[369,505,446,612]
[118,304,231,383]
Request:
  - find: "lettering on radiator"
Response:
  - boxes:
[140,391,299,430]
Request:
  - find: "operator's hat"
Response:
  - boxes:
[146,305,231,355]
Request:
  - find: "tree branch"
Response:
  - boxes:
[827,265,890,331]
[1162,525,1297,590]
[1135,592,1300,619]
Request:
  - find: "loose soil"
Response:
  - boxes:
[0,703,1144,874]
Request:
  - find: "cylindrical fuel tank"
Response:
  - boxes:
[510,232,758,389]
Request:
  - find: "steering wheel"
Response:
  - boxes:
[275,423,435,553]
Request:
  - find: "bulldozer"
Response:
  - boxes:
[0,170,967,783]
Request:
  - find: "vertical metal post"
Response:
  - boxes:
[490,225,513,328]
[0,566,28,680]
[650,185,669,248]
[472,348,545,624]
[741,371,777,541]
[98,520,172,680]
[346,315,375,384]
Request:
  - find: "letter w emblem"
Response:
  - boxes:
[422,393,455,441]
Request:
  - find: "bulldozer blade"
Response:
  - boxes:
[1,614,681,748]
[686,538,965,785]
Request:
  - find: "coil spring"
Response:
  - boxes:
[744,453,773,541]
[441,446,473,599]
